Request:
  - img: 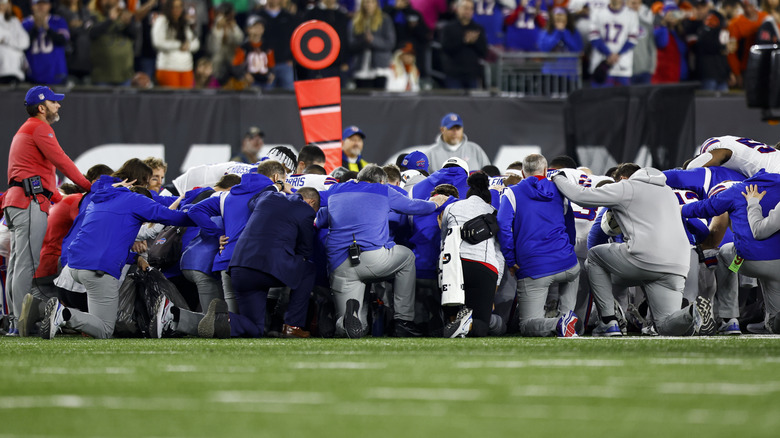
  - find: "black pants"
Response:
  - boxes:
[462,259,497,337]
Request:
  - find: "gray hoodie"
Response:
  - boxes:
[552,167,690,277]
[426,134,491,173]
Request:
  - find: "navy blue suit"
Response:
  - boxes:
[227,188,316,337]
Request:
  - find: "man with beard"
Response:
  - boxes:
[2,86,91,335]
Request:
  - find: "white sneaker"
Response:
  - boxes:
[150,296,174,339]
[717,318,741,335]
[444,307,473,338]
[592,320,622,337]
[41,298,65,340]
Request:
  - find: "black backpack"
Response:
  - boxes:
[460,212,499,245]
[147,225,185,269]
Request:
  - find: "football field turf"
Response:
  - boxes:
[1,336,779,438]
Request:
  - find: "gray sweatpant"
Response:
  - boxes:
[714,243,741,320]
[330,245,415,337]
[219,270,238,313]
[67,269,120,339]
[183,269,223,311]
[683,248,700,303]
[516,263,580,337]
[588,243,695,336]
[717,243,780,331]
[4,205,48,319]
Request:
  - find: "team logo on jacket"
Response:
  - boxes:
[155,238,167,245]
[48,133,53,138]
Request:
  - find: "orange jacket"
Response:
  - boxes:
[728,12,768,76]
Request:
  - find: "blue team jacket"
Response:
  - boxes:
[60,175,120,267]
[316,181,437,273]
[187,173,273,272]
[663,166,745,200]
[66,185,193,279]
[498,176,577,279]
[410,167,469,201]
[682,170,780,261]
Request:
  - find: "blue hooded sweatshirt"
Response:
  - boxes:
[316,181,438,273]
[409,167,469,201]
[682,170,780,261]
[60,175,120,267]
[66,185,193,279]
[498,176,577,279]
[187,172,273,272]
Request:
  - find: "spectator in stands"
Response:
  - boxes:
[686,0,731,91]
[504,0,548,51]
[317,164,447,338]
[440,0,488,89]
[387,42,421,91]
[411,0,448,32]
[23,0,69,85]
[538,7,583,94]
[425,113,491,173]
[194,57,220,88]
[628,0,656,85]
[56,0,92,84]
[301,0,351,81]
[89,0,137,86]
[342,125,368,171]
[133,0,160,81]
[0,0,30,84]
[251,0,296,90]
[231,126,264,163]
[348,0,396,89]
[213,0,253,29]
[755,0,780,44]
[588,0,639,87]
[652,2,689,83]
[152,0,199,88]
[472,0,506,49]
[230,16,275,89]
[440,171,504,338]
[383,0,429,76]
[144,157,167,194]
[207,3,244,84]
[727,0,767,88]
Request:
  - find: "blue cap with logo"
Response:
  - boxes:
[24,86,64,106]
[441,113,463,129]
[342,125,365,140]
[402,151,429,171]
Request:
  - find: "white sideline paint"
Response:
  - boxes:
[649,358,749,366]
[366,388,484,401]
[164,365,198,372]
[31,367,134,375]
[512,385,625,398]
[212,391,330,404]
[456,359,624,368]
[289,362,387,369]
[657,382,780,396]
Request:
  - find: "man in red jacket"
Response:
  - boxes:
[2,86,91,336]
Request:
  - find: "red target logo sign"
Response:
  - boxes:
[291,20,341,71]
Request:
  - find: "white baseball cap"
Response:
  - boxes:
[442,157,469,174]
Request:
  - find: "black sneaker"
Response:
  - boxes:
[198,299,230,339]
[443,307,473,338]
[694,296,716,336]
[344,299,364,339]
[19,293,43,337]
[394,319,422,337]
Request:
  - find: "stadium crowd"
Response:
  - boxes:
[0,0,773,90]
[4,85,780,340]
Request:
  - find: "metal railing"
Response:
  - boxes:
[493,52,583,98]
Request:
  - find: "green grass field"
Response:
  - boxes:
[1,336,779,437]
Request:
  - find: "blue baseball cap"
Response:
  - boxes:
[24,86,64,106]
[441,113,463,129]
[342,125,365,140]
[402,151,429,171]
